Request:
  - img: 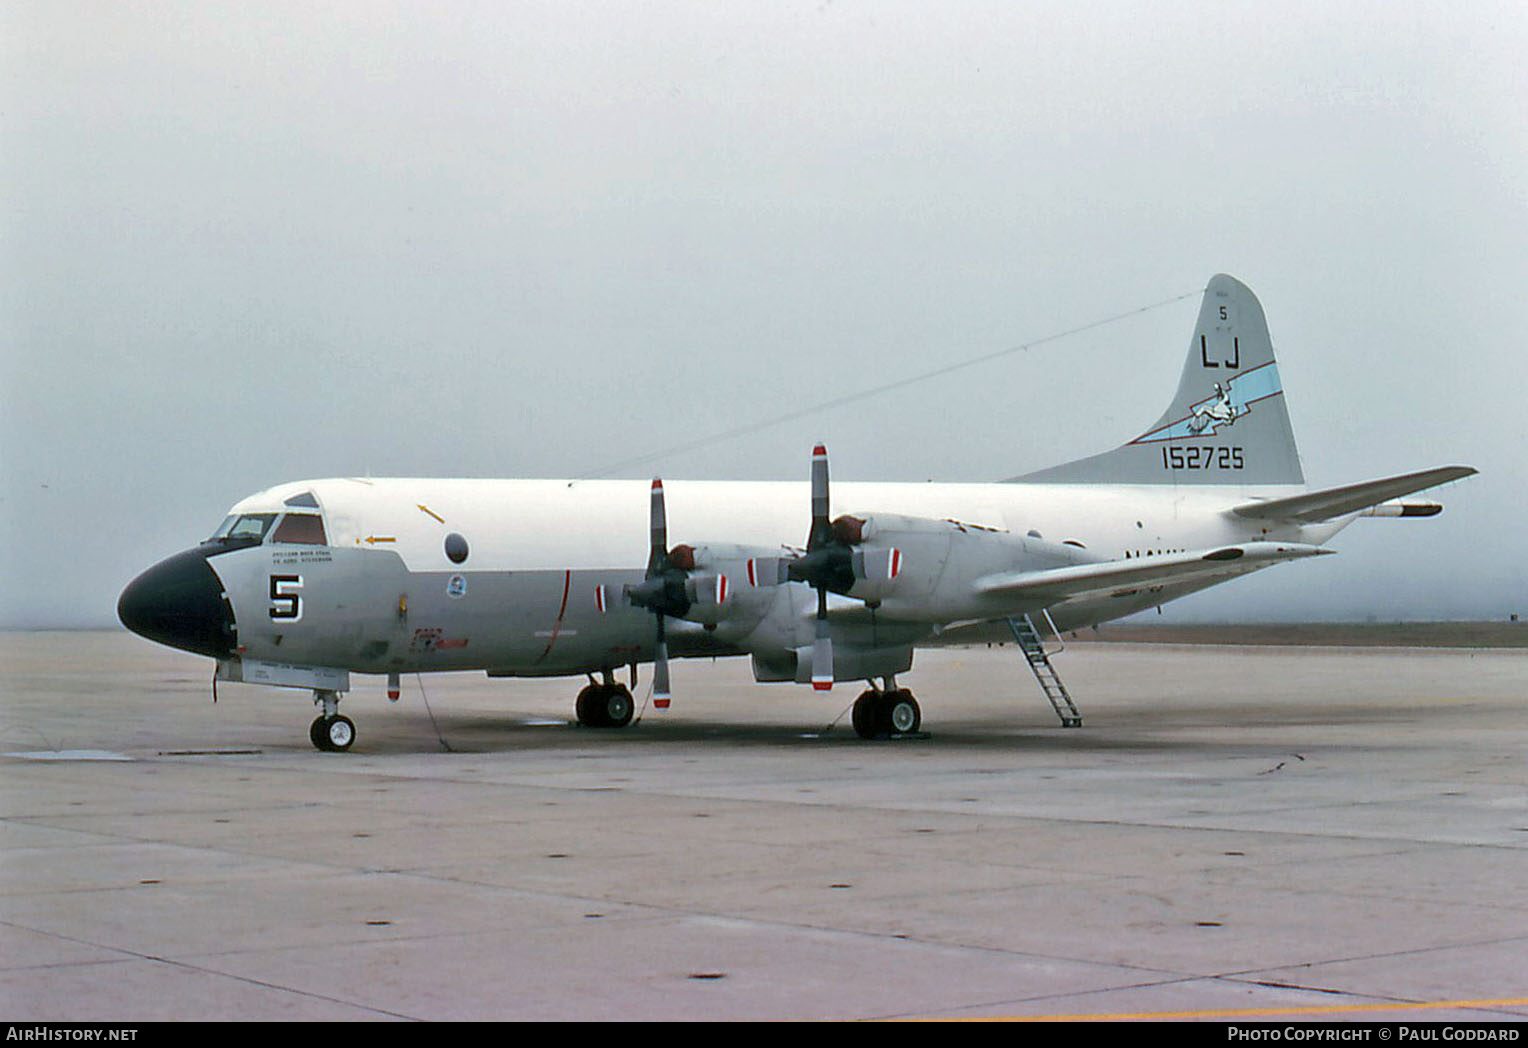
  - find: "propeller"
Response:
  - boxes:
[783,445,863,691]
[622,481,687,706]
[621,480,728,707]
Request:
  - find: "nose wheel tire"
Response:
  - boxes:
[311,714,356,752]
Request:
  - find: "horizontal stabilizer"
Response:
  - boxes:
[1230,466,1476,524]
[973,542,1333,605]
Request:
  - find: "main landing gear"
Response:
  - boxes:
[575,675,635,729]
[851,681,922,740]
[310,689,355,752]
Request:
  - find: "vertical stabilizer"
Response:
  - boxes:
[1012,275,1305,486]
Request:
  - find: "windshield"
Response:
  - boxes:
[208,513,278,544]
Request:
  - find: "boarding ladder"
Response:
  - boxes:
[1007,612,1083,728]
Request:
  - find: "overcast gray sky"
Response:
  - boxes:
[3,1,1524,628]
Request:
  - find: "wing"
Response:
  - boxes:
[1230,466,1476,524]
[972,542,1333,605]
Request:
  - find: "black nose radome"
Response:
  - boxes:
[118,547,236,659]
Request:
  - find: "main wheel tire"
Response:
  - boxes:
[852,690,882,740]
[576,684,633,728]
[603,686,634,728]
[575,684,605,727]
[884,690,921,735]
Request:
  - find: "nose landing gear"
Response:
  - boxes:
[310,689,356,751]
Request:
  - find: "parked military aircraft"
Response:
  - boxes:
[118,275,1474,750]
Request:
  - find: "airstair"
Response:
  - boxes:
[1006,612,1083,727]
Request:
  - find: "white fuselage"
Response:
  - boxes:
[231,476,1331,569]
[205,476,1342,680]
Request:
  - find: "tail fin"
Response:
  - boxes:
[1012,274,1305,486]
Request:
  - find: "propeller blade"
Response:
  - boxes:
[653,650,671,704]
[811,608,834,692]
[809,443,832,550]
[646,479,678,707]
[653,613,671,706]
[804,446,838,690]
[648,479,668,574]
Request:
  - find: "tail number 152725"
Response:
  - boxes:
[1162,445,1244,470]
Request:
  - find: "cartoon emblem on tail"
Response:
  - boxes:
[1130,361,1283,445]
[1187,383,1242,434]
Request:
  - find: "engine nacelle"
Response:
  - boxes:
[679,542,779,630]
[846,514,1100,621]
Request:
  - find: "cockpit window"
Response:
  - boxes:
[271,513,328,545]
[228,514,278,541]
[209,513,278,544]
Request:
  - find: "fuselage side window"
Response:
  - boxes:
[271,513,328,545]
